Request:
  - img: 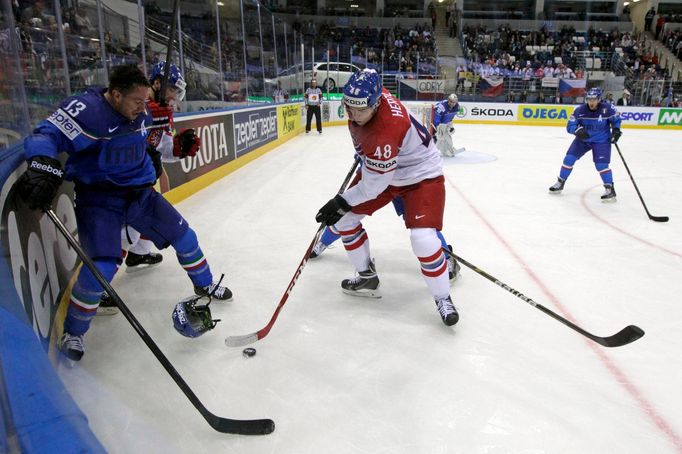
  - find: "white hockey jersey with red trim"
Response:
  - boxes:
[342,88,443,207]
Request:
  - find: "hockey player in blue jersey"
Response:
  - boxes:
[98,61,199,316]
[432,93,465,157]
[548,87,622,201]
[17,64,231,361]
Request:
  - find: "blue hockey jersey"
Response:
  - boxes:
[567,101,621,144]
[432,99,460,128]
[24,87,156,187]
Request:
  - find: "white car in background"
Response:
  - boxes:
[267,62,363,92]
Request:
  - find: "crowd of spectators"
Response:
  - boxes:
[5,0,141,93]
[6,1,682,106]
[458,23,675,100]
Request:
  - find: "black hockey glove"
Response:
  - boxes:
[16,156,64,210]
[574,126,589,141]
[315,195,351,226]
[610,128,622,144]
[147,147,163,179]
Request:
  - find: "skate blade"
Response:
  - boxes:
[548,190,563,195]
[601,197,617,203]
[342,288,382,299]
[57,351,82,368]
[96,307,120,316]
[125,262,162,273]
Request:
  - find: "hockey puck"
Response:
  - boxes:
[242,347,257,358]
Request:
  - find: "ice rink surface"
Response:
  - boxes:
[57,124,682,453]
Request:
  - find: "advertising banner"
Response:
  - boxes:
[1,176,78,341]
[399,79,452,94]
[657,108,682,127]
[617,106,659,127]
[277,104,302,139]
[163,113,235,192]
[233,107,278,158]
[518,104,575,125]
[456,102,517,122]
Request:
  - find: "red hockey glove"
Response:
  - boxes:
[147,101,175,148]
[173,129,200,158]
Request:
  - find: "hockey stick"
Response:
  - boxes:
[614,143,668,222]
[442,248,645,348]
[44,209,275,435]
[225,157,362,347]
[158,0,180,107]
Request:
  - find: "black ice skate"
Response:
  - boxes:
[125,251,163,272]
[548,177,565,193]
[601,183,617,202]
[96,292,119,316]
[59,332,85,361]
[194,282,233,301]
[341,260,381,298]
[435,296,459,326]
[446,245,461,284]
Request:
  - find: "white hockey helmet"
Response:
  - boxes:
[447,93,458,107]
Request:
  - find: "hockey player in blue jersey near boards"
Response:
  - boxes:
[432,93,465,157]
[16,64,231,361]
[548,87,622,201]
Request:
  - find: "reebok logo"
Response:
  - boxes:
[30,161,63,178]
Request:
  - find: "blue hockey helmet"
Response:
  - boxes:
[343,69,383,109]
[172,295,219,338]
[150,61,187,101]
[586,87,602,101]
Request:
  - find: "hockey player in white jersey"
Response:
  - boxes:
[315,69,459,326]
[433,93,465,157]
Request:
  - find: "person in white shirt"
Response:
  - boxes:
[272,82,289,103]
[616,89,633,106]
[304,79,323,133]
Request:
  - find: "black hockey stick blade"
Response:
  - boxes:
[206,412,275,435]
[615,144,669,223]
[590,325,645,348]
[649,215,669,223]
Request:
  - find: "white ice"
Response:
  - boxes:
[57,124,682,453]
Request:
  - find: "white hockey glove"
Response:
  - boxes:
[156,132,178,162]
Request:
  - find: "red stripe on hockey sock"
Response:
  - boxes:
[419,249,444,264]
[344,232,368,251]
[561,164,573,170]
[422,261,448,277]
[69,299,98,314]
[183,258,207,271]
[599,168,612,174]
[337,224,363,236]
